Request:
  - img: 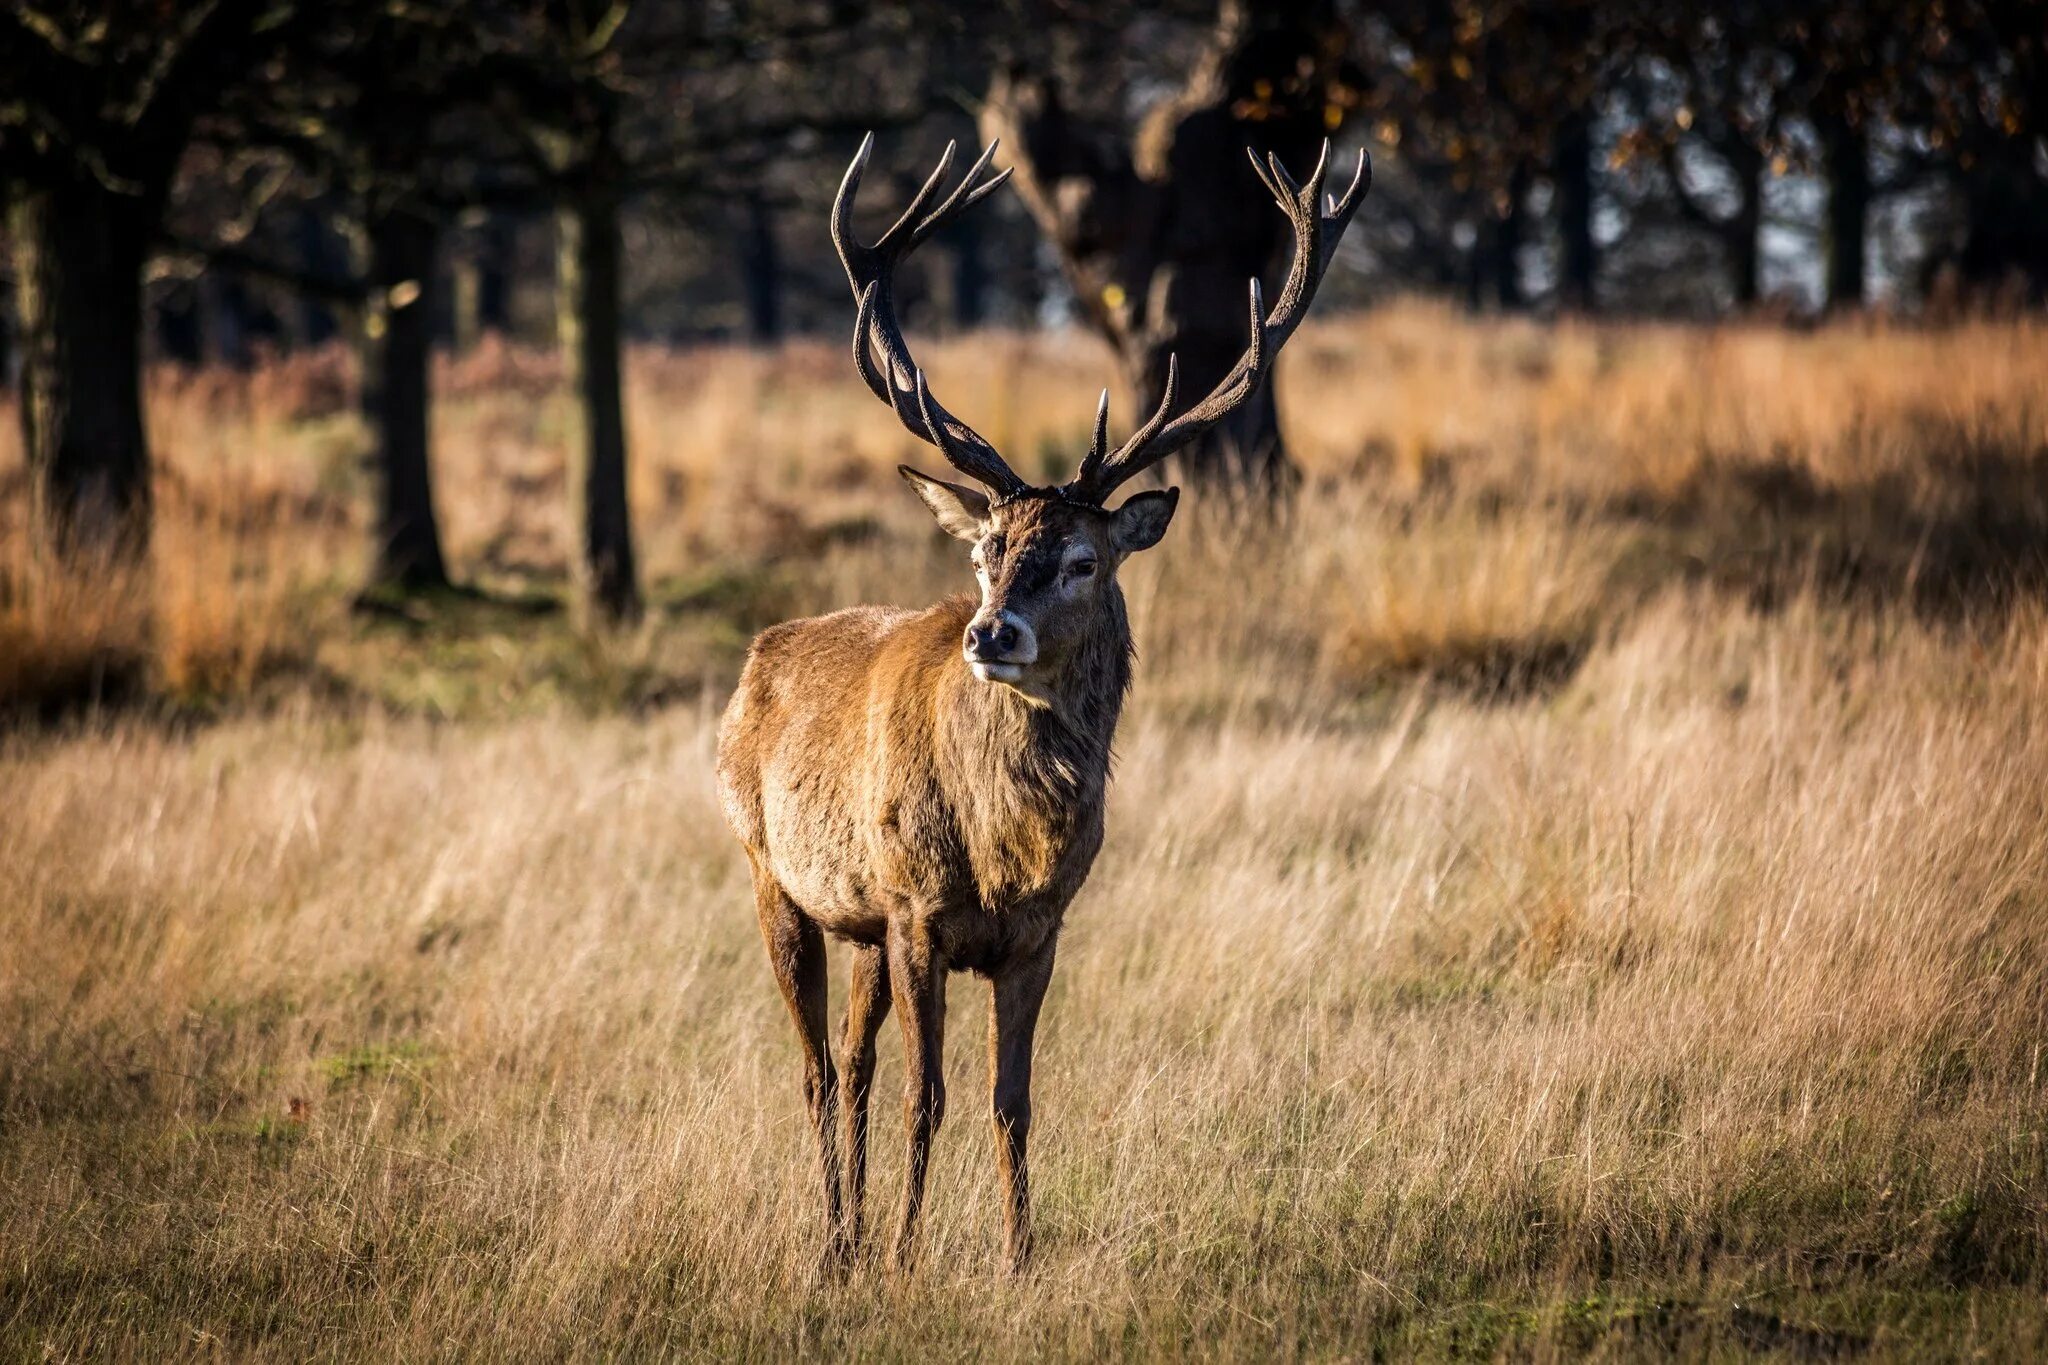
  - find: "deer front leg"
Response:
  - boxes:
[887,921,947,1271]
[838,941,891,1254]
[753,868,845,1263]
[989,940,1056,1271]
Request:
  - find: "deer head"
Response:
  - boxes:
[832,133,1370,692]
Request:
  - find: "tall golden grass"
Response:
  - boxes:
[3,304,2047,1358]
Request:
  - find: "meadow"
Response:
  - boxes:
[4,304,2047,1359]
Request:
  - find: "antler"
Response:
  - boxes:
[1065,140,1371,504]
[832,133,1025,497]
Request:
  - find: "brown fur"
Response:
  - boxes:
[717,490,1165,1270]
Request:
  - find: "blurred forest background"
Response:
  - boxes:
[4,0,2046,635]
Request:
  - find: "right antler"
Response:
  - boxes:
[832,133,1027,498]
[1063,140,1371,505]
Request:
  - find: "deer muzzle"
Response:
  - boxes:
[963,610,1037,683]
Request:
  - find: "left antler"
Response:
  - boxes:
[831,133,1026,498]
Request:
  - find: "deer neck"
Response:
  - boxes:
[935,592,1131,904]
[943,589,1133,807]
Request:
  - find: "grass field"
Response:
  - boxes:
[4,305,2048,1359]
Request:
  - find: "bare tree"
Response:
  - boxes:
[181,4,525,595]
[980,0,1360,497]
[1,1,299,556]
[488,0,929,623]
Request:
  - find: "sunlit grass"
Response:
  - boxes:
[2,305,2047,1357]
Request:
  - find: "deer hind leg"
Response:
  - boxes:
[752,867,845,1261]
[989,941,1056,1272]
[838,942,890,1255]
[887,921,947,1271]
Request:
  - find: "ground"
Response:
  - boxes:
[3,306,2046,1359]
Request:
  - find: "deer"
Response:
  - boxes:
[715,131,1368,1273]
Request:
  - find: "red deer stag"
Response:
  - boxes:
[717,132,1367,1271]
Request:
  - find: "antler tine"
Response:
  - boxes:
[1264,149,1301,201]
[850,282,889,404]
[1127,353,1180,453]
[1066,139,1369,503]
[1070,357,1180,495]
[875,140,957,252]
[910,139,1008,246]
[829,131,877,273]
[1245,146,1286,203]
[833,135,1027,497]
[1162,280,1269,421]
[1303,137,1332,203]
[1244,277,1267,375]
[1324,147,1373,257]
[1332,146,1369,214]
[911,370,969,476]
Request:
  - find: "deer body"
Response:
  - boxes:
[718,499,1149,1270]
[717,132,1365,1273]
[720,589,1127,967]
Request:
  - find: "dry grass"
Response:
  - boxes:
[4,304,2048,1359]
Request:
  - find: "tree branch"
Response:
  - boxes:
[154,230,366,305]
[129,0,281,132]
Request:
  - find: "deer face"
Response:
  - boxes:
[901,469,1178,687]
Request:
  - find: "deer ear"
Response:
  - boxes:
[900,465,990,542]
[1111,487,1179,555]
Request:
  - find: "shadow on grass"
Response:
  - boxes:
[350,580,562,633]
[1610,439,2048,619]
[1418,1295,1876,1359]
[0,654,151,731]
[1418,633,1590,706]
[334,579,724,720]
[1336,434,2048,709]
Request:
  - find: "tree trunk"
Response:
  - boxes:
[1729,141,1764,308]
[480,223,513,339]
[203,272,257,369]
[1119,92,1314,498]
[451,216,513,354]
[10,177,153,557]
[1933,6,2048,301]
[950,210,988,330]
[451,259,482,354]
[361,206,450,593]
[739,192,781,346]
[1553,110,1598,312]
[1464,217,1494,314]
[298,208,346,347]
[156,280,205,367]
[1496,164,1530,311]
[1133,308,1289,497]
[1818,110,1867,310]
[557,189,640,624]
[1729,218,1761,310]
[1952,144,2048,302]
[982,0,1348,501]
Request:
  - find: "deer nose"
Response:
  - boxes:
[965,619,1020,658]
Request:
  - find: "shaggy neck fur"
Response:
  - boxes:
[934,589,1134,899]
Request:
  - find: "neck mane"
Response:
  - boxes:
[941,588,1134,802]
